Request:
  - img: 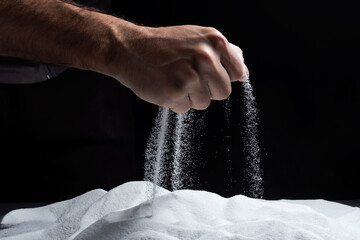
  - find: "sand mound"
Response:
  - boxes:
[1,181,359,240]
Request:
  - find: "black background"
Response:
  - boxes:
[1,0,359,202]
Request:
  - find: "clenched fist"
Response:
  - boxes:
[0,0,248,113]
[108,24,249,113]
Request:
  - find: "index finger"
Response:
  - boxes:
[221,42,249,82]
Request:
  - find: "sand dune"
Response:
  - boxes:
[1,181,359,240]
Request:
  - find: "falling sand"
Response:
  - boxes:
[242,79,263,198]
[144,107,195,206]
[171,111,194,191]
[144,79,264,200]
[2,82,358,239]
[143,107,170,207]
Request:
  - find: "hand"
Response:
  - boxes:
[109,24,249,113]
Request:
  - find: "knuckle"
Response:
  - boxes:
[234,45,244,60]
[206,28,227,50]
[194,44,215,66]
[233,44,243,53]
[178,67,199,86]
[222,83,232,98]
[171,97,191,113]
[237,48,244,59]
[166,85,186,103]
[171,60,199,85]
[205,27,223,38]
[157,98,167,108]
[232,69,245,81]
[214,82,232,100]
[211,34,227,50]
[181,104,191,113]
[194,97,211,110]
[202,99,211,108]
[173,105,190,114]
[205,26,218,32]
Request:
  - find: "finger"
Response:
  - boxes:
[245,64,250,78]
[220,42,249,82]
[195,50,232,101]
[163,60,197,113]
[171,63,212,111]
[207,60,232,100]
[187,81,211,110]
[175,63,212,110]
[169,95,191,114]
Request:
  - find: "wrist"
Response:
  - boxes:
[76,12,124,75]
[100,18,151,86]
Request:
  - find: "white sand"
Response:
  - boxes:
[241,79,263,198]
[1,181,359,240]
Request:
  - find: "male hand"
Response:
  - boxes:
[0,1,248,113]
[109,24,249,113]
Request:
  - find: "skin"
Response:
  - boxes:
[0,0,249,113]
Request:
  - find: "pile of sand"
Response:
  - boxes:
[1,181,359,240]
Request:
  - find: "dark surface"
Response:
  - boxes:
[0,0,359,202]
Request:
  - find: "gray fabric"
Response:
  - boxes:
[0,0,112,84]
[0,63,67,84]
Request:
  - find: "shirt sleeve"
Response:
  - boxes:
[0,57,67,84]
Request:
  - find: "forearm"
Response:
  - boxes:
[0,0,249,113]
[0,0,131,75]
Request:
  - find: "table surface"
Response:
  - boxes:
[1,200,360,223]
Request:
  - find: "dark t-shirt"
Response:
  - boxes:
[0,0,113,84]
